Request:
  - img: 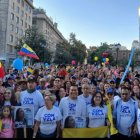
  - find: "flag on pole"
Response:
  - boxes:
[18,44,39,60]
[0,62,5,79]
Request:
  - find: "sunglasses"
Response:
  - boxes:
[121,93,129,95]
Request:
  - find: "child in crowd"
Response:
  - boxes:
[0,106,15,138]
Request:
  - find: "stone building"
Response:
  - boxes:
[0,0,34,67]
[32,8,66,62]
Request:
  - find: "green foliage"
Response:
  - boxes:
[53,33,87,64]
[15,27,52,63]
[53,42,72,64]
[88,43,115,65]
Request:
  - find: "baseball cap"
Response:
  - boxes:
[71,75,76,79]
[27,76,36,82]
[107,88,114,94]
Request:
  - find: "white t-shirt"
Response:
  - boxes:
[4,101,11,106]
[78,94,92,106]
[87,105,107,128]
[59,96,86,128]
[20,90,45,116]
[119,101,132,136]
[137,108,140,135]
[35,106,62,135]
[114,95,120,103]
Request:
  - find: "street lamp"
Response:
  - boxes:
[115,43,121,66]
[138,7,140,47]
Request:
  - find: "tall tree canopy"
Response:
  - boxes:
[15,27,52,63]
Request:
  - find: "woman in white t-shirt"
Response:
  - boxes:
[33,92,62,138]
[87,92,110,128]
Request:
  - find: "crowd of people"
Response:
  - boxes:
[0,63,140,138]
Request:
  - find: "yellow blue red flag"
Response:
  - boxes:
[18,43,39,60]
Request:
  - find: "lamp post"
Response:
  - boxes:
[138,7,140,47]
[115,43,121,66]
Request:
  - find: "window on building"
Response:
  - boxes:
[32,19,36,24]
[25,13,27,20]
[21,10,24,17]
[123,53,125,56]
[16,6,20,13]
[11,13,14,20]
[25,22,27,28]
[21,19,23,26]
[16,27,19,34]
[20,29,23,35]
[15,37,18,43]
[25,4,28,11]
[16,16,19,24]
[17,0,20,4]
[29,7,31,13]
[9,45,13,53]
[29,16,31,22]
[12,2,15,10]
[21,0,24,7]
[10,35,13,42]
[10,24,14,31]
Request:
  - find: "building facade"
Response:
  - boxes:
[32,9,66,57]
[0,0,34,67]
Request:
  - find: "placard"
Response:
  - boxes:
[14,106,34,128]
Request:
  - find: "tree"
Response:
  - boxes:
[88,43,115,65]
[53,33,87,65]
[53,42,72,64]
[69,33,87,64]
[15,27,52,63]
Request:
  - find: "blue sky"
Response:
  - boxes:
[34,0,140,49]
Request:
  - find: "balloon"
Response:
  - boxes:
[94,56,98,61]
[13,58,23,70]
[106,58,109,62]
[102,52,108,57]
[103,58,106,62]
[45,63,49,66]
[45,63,49,69]
[71,60,76,65]
[105,61,109,65]
[102,62,104,65]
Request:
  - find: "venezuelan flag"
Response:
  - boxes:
[0,62,5,79]
[18,44,39,60]
[27,67,34,75]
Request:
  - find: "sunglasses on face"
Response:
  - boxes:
[121,93,129,95]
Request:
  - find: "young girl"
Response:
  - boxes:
[0,106,15,138]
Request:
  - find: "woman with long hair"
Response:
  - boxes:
[87,92,110,128]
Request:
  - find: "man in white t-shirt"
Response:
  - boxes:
[59,85,87,128]
[78,84,92,106]
[19,76,45,138]
[20,76,45,116]
[113,86,137,139]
